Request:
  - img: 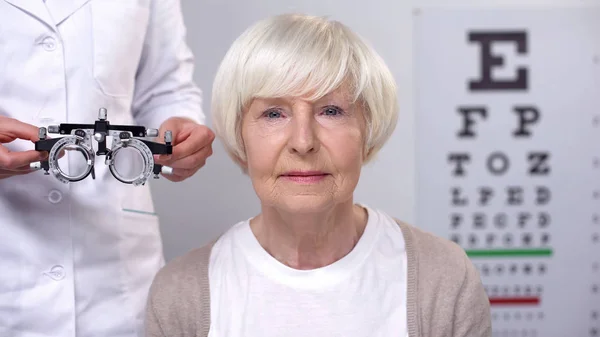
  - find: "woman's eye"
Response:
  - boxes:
[265,110,282,119]
[322,106,342,116]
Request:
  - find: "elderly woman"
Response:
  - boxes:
[145,13,491,337]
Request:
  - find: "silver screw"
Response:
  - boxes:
[38,127,47,140]
[94,132,105,142]
[98,108,107,120]
[165,131,172,143]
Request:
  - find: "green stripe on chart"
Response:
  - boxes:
[465,248,553,258]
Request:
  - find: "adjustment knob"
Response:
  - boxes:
[48,125,60,134]
[38,127,47,140]
[98,108,107,120]
[30,162,41,170]
[164,131,172,143]
[161,166,173,175]
[145,128,158,137]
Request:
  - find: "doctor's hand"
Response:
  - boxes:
[153,117,215,182]
[0,116,47,179]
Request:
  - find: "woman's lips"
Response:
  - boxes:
[280,171,329,183]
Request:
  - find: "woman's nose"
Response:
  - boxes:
[287,106,320,155]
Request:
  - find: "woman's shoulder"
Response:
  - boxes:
[146,219,246,315]
[393,218,472,278]
[390,217,491,335]
[371,206,476,284]
[150,219,248,286]
[145,239,217,336]
[147,239,216,303]
[400,220,467,262]
[372,205,467,268]
[152,240,216,290]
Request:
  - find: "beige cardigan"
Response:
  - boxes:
[145,219,492,337]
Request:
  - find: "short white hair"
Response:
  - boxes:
[211,13,398,169]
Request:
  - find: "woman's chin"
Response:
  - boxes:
[270,195,336,215]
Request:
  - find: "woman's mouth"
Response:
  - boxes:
[280,171,330,183]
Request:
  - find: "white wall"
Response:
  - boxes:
[151,0,596,261]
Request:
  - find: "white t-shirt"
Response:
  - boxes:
[208,205,408,337]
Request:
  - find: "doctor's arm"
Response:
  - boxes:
[132,0,214,182]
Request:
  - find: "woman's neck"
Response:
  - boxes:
[249,201,368,270]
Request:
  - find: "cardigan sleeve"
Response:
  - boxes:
[451,252,492,337]
[145,287,167,337]
[143,244,214,337]
[397,221,492,337]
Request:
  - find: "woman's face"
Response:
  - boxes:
[241,88,367,214]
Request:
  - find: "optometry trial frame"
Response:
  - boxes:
[30,108,173,186]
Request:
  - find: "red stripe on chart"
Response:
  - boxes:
[489,297,540,306]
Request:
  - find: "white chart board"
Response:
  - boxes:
[414,6,600,337]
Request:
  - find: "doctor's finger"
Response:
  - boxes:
[0,167,34,174]
[0,147,47,170]
[1,164,37,172]
[168,156,211,180]
[170,129,213,161]
[0,117,42,142]
[167,145,212,169]
[170,168,194,179]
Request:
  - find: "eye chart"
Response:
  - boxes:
[413,6,600,337]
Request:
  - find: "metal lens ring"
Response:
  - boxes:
[48,132,95,184]
[107,137,154,186]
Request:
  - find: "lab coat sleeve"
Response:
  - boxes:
[131,0,205,130]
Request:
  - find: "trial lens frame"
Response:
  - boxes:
[30,108,174,186]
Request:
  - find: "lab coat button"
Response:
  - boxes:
[42,37,56,51]
[48,190,62,204]
[44,265,65,281]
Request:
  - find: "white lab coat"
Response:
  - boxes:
[0,1,204,336]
